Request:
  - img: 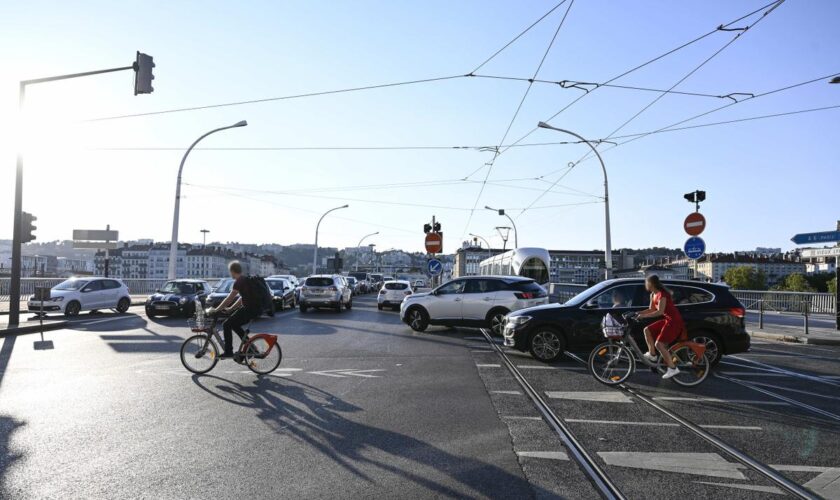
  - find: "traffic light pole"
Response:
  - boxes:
[8,64,136,327]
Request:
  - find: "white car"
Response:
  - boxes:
[400,276,548,335]
[28,277,132,317]
[413,279,426,289]
[378,280,414,311]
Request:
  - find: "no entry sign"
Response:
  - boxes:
[684,212,706,236]
[425,232,443,254]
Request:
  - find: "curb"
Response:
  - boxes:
[1,320,69,337]
[749,330,840,346]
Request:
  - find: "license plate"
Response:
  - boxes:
[155,305,170,310]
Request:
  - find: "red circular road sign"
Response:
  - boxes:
[684,212,706,236]
[425,233,443,254]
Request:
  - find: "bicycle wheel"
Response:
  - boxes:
[180,334,219,374]
[588,342,635,386]
[243,337,282,374]
[669,344,710,387]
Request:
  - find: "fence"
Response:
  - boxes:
[547,282,836,316]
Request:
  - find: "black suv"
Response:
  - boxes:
[503,278,748,364]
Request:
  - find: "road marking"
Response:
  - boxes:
[653,396,789,406]
[546,391,634,403]
[716,374,840,422]
[718,371,789,377]
[729,355,840,388]
[565,419,762,431]
[502,416,543,421]
[274,368,303,371]
[72,316,138,326]
[306,369,385,378]
[693,481,784,495]
[470,349,493,353]
[598,452,747,480]
[772,465,840,498]
[516,365,558,370]
[741,380,840,401]
[491,390,523,395]
[476,364,501,368]
[517,451,569,460]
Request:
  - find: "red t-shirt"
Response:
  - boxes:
[653,291,683,325]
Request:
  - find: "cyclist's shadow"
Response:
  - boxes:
[190,374,539,497]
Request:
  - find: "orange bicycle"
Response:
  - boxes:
[180,306,282,375]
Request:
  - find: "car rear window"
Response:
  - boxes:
[306,277,335,287]
[507,280,547,297]
[671,286,715,304]
[385,282,408,290]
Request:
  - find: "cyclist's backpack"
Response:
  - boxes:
[246,275,275,317]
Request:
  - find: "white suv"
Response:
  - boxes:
[400,276,547,334]
[299,275,353,313]
[378,280,414,311]
[28,277,132,317]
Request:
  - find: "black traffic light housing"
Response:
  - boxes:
[684,190,706,212]
[134,51,155,95]
[433,222,441,232]
[21,212,36,243]
[423,223,432,234]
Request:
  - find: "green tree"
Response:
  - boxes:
[805,272,834,292]
[829,277,837,295]
[723,266,767,290]
[776,273,815,292]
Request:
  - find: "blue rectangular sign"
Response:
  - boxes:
[791,231,840,245]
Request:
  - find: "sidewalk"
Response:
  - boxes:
[0,313,68,337]
[749,322,840,346]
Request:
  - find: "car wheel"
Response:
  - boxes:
[406,307,429,332]
[335,300,343,313]
[486,308,509,336]
[64,301,81,317]
[692,332,723,366]
[378,304,383,311]
[529,328,566,363]
[346,300,352,311]
[146,308,156,318]
[277,301,284,312]
[299,304,308,313]
[116,297,130,314]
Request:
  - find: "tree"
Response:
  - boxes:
[723,266,767,290]
[776,273,815,292]
[805,272,834,293]
[829,277,837,295]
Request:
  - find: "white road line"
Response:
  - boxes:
[517,451,569,460]
[772,465,840,498]
[693,481,784,495]
[598,452,747,480]
[546,391,634,403]
[516,365,558,370]
[491,390,523,395]
[729,355,840,388]
[502,416,543,421]
[274,368,303,371]
[653,396,789,406]
[741,380,840,401]
[476,364,501,368]
[716,374,840,422]
[72,316,138,326]
[470,349,493,353]
[564,419,762,431]
[717,371,790,377]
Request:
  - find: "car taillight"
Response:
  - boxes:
[729,307,745,318]
[379,289,386,294]
[515,292,535,299]
[328,286,338,292]
[404,290,412,295]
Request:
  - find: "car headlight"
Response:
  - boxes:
[507,315,532,327]
[179,297,188,304]
[52,296,64,302]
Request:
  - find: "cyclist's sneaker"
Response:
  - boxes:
[662,367,680,379]
[642,352,658,363]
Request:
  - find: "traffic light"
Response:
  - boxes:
[433,222,441,232]
[134,51,155,95]
[423,223,432,234]
[20,212,36,243]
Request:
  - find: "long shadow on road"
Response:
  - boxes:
[190,374,542,498]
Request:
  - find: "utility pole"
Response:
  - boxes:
[8,53,154,327]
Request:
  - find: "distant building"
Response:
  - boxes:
[453,247,627,284]
[662,253,805,285]
[147,244,190,279]
[186,246,234,279]
[21,255,58,277]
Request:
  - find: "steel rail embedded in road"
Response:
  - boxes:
[715,372,840,423]
[563,351,820,500]
[477,329,626,500]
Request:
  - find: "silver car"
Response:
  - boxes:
[400,276,548,334]
[299,275,353,313]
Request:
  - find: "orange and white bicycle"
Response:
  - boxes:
[180,306,282,375]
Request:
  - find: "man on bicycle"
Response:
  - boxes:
[212,261,262,359]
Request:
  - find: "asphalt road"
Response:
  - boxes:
[1,296,838,499]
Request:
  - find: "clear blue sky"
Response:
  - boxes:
[1,0,838,254]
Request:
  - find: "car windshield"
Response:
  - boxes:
[306,277,334,287]
[346,277,357,284]
[385,282,408,290]
[266,280,287,291]
[54,279,88,291]
[214,279,233,293]
[564,281,615,306]
[349,272,367,280]
[160,281,195,294]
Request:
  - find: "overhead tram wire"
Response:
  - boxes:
[489,0,787,161]
[461,0,575,238]
[516,0,786,218]
[90,140,586,152]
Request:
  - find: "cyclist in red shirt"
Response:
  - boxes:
[637,275,684,379]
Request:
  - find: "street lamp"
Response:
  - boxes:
[485,206,518,248]
[367,243,377,271]
[313,204,349,274]
[495,226,512,251]
[168,120,248,279]
[537,121,613,279]
[469,233,493,260]
[355,231,379,270]
[830,76,840,84]
[200,229,210,247]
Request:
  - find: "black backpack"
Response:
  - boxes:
[246,275,275,317]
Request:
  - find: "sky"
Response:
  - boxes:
[1,0,838,255]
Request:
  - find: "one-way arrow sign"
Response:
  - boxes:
[791,231,840,245]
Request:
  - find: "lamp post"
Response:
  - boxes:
[485,206,518,248]
[355,231,379,270]
[168,120,247,279]
[495,226,512,251]
[537,121,613,279]
[830,76,840,84]
[313,205,349,275]
[200,229,210,247]
[469,233,493,260]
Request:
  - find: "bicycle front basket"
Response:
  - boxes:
[187,315,210,332]
[601,313,625,339]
